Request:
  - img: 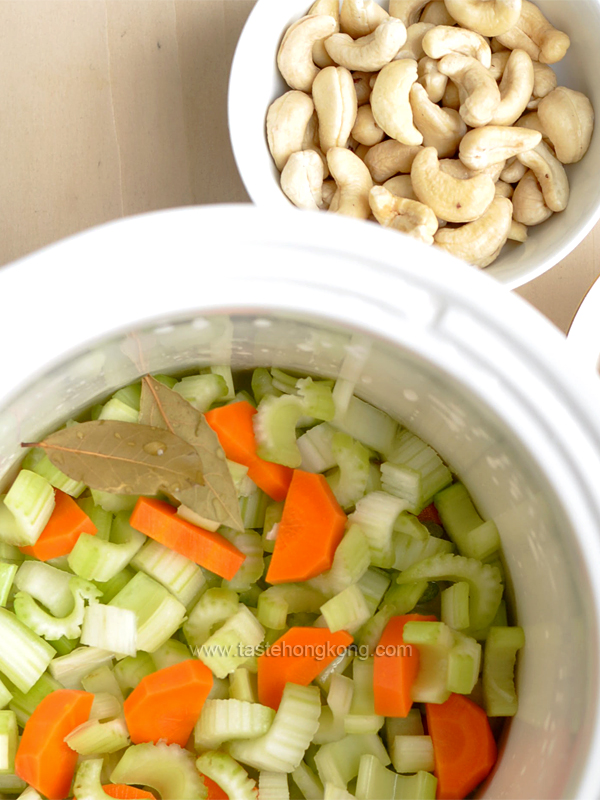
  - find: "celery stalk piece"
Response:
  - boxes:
[327,433,370,511]
[94,567,135,604]
[151,639,192,671]
[258,584,326,631]
[73,758,116,800]
[183,588,240,649]
[194,698,275,751]
[394,513,429,542]
[314,734,390,788]
[391,735,435,774]
[434,483,501,561]
[331,396,398,454]
[80,605,137,657]
[27,451,86,498]
[309,525,370,598]
[81,665,124,702]
[314,673,354,745]
[296,378,335,421]
[0,608,56,693]
[270,369,300,394]
[90,491,137,514]
[355,754,437,800]
[198,605,265,678]
[220,531,264,593]
[393,531,455,572]
[483,626,525,717]
[385,709,424,746]
[441,581,470,631]
[320,585,371,634]
[0,679,12,711]
[196,752,256,800]
[252,368,281,404]
[259,771,290,800]
[50,646,114,690]
[262,501,284,552]
[207,677,230,701]
[130,539,207,607]
[69,511,146,583]
[314,649,354,693]
[0,543,23,566]
[111,742,208,799]
[66,716,130,755]
[1,472,55,547]
[382,430,452,514]
[357,569,391,615]
[0,499,30,549]
[229,667,257,703]
[229,683,321,773]
[109,572,186,653]
[345,658,383,735]
[253,394,306,468]
[297,423,338,474]
[153,374,178,390]
[292,760,324,799]
[112,383,142,410]
[0,711,18,775]
[174,374,228,412]
[14,575,101,641]
[227,461,257,498]
[402,621,454,704]
[0,772,27,793]
[99,398,140,424]
[349,492,408,568]
[78,499,113,541]
[355,580,428,654]
[89,692,122,721]
[14,561,74,617]
[0,563,17,607]
[397,553,503,633]
[7,672,61,726]
[447,631,481,695]
[113,651,155,695]
[324,783,355,799]
[16,787,44,800]
[239,490,269,530]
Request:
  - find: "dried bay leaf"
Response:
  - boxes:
[140,375,244,532]
[24,420,205,496]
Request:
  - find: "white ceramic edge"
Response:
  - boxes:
[227,0,600,291]
[567,274,600,375]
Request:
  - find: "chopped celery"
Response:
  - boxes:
[90,490,137,514]
[196,752,256,800]
[0,679,12,711]
[254,394,306,468]
[482,626,525,717]
[0,608,56,693]
[173,374,228,412]
[291,761,324,799]
[357,569,391,615]
[89,692,122,721]
[94,566,135,604]
[0,711,18,775]
[154,374,178,389]
[198,605,265,678]
[385,709,424,745]
[80,604,137,657]
[0,544,23,566]
[441,581,470,631]
[0,772,26,793]
[324,783,355,799]
[314,734,390,788]
[81,665,124,702]
[113,651,155,696]
[239,489,269,530]
[314,673,354,745]
[270,369,300,393]
[320,584,371,634]
[393,531,455,572]
[16,787,44,800]
[345,658,383,735]
[297,423,338,474]
[49,646,114,690]
[331,396,398,455]
[78,499,113,541]
[382,430,452,514]
[349,492,408,568]
[434,483,500,561]
[68,510,146,583]
[14,560,73,617]
[13,576,101,640]
[252,368,281,404]
[327,433,370,510]
[110,742,207,799]
[112,383,142,410]
[355,580,428,654]
[259,771,290,800]
[99,398,139,424]
[258,584,325,631]
[1,471,55,547]
[227,461,257,498]
[184,588,240,649]
[0,563,17,607]
[151,639,192,671]
[394,512,429,542]
[229,667,257,703]
[447,632,481,695]
[27,452,86,498]
[309,525,370,597]
[355,754,437,800]
[7,672,61,726]
[229,683,321,773]
[402,621,453,704]
[208,677,231,701]
[391,736,434,774]
[220,531,264,592]
[65,716,130,755]
[130,539,207,607]
[396,553,503,633]
[314,650,354,693]
[209,366,235,401]
[109,572,186,653]
[73,758,115,800]
[194,699,275,751]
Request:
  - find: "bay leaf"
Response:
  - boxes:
[140,375,244,532]
[25,420,205,496]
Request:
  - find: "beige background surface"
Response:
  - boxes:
[1,0,599,334]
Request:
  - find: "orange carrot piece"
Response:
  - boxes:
[130,498,245,580]
[373,614,437,717]
[204,401,293,501]
[102,786,156,800]
[15,689,94,800]
[19,490,97,561]
[418,503,442,526]
[258,626,354,710]
[203,777,229,800]
[265,470,346,584]
[426,693,498,800]
[124,658,213,747]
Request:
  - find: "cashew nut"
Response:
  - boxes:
[443,0,522,37]
[500,157,527,183]
[325,19,408,72]
[517,141,570,212]
[495,0,570,64]
[509,220,528,241]
[389,0,430,26]
[340,0,389,38]
[371,59,423,145]
[364,139,423,181]
[321,178,338,208]
[423,25,492,67]
[442,79,461,110]
[420,1,456,26]
[353,71,375,106]
[313,66,358,152]
[489,50,511,81]
[355,143,372,161]
[434,196,513,267]
[490,49,535,126]
[327,146,374,218]
[440,158,506,182]
[537,87,595,164]
[383,174,418,200]
[532,62,557,99]
[411,146,495,222]
[495,180,514,198]
[410,83,467,157]
[418,56,449,103]
[395,23,435,61]
[369,185,439,243]
[278,14,338,92]
[352,104,386,146]
[281,150,325,210]
[309,0,340,68]
[438,54,501,127]
[267,91,316,172]
[459,125,542,170]
[512,169,553,225]
[515,111,552,150]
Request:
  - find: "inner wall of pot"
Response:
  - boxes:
[0,310,595,799]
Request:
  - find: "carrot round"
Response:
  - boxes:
[15,689,94,799]
[102,786,156,799]
[130,498,245,580]
[373,614,437,717]
[203,777,229,800]
[258,627,354,710]
[418,503,442,527]
[20,490,97,561]
[204,401,293,501]
[124,658,213,747]
[426,693,498,800]
[265,471,347,584]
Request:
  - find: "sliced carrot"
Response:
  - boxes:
[130,498,245,580]
[418,503,443,526]
[265,470,346,584]
[124,658,213,747]
[373,613,437,717]
[19,490,97,561]
[204,401,293,501]
[203,777,229,800]
[15,689,94,800]
[258,626,354,710]
[426,693,498,800]
[102,786,156,800]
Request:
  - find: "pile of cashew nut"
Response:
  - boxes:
[267,0,595,268]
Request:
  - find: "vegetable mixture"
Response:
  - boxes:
[0,368,524,800]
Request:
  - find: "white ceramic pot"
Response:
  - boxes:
[2,206,600,798]
[228,0,600,288]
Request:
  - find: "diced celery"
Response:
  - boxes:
[385,709,424,745]
[239,490,269,530]
[16,787,44,800]
[14,560,73,617]
[72,758,115,800]
[110,742,207,799]
[0,711,18,775]
[0,608,56,693]
[345,658,383,735]
[112,383,142,410]
[324,783,355,799]
[90,490,137,514]
[297,423,338,474]
[0,772,26,793]
[113,652,154,696]
[392,736,435,774]
[208,677,230,701]
[357,569,390,615]
[331,396,398,455]
[309,525,370,598]
[0,679,12,711]
[314,650,354,693]
[198,606,265,679]
[13,575,101,640]
[49,646,114,690]
[355,754,437,800]
[441,581,470,631]
[28,452,86,498]
[65,716,130,755]
[151,639,192,671]
[394,512,429,542]
[194,698,275,751]
[258,585,325,631]
[69,511,146,583]
[78,499,113,541]
[434,483,500,561]
[0,543,23,566]
[81,665,124,702]
[2,472,55,547]
[220,531,264,593]
[349,492,408,568]
[227,461,257,498]
[393,532,455,572]
[229,667,257,703]
[80,604,137,657]
[253,394,306,468]
[109,572,186,653]
[355,583,427,656]
[382,430,452,514]
[252,368,281,405]
[327,433,370,511]
[154,374,178,390]
[229,683,321,773]
[402,621,454,704]
[131,539,206,607]
[296,378,335,421]
[0,563,17,607]
[184,588,240,649]
[314,734,390,789]
[259,771,290,800]
[94,566,135,604]
[270,369,299,393]
[99,398,139,424]
[482,626,525,717]
[291,761,324,799]
[7,672,61,726]
[196,752,256,800]
[447,632,481,695]
[209,366,235,401]
[173,374,228,412]
[320,584,371,634]
[89,692,122,721]
[314,674,354,745]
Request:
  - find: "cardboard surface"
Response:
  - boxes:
[1,0,599,334]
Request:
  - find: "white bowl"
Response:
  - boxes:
[568,274,600,375]
[3,205,600,796]
[228,0,600,289]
